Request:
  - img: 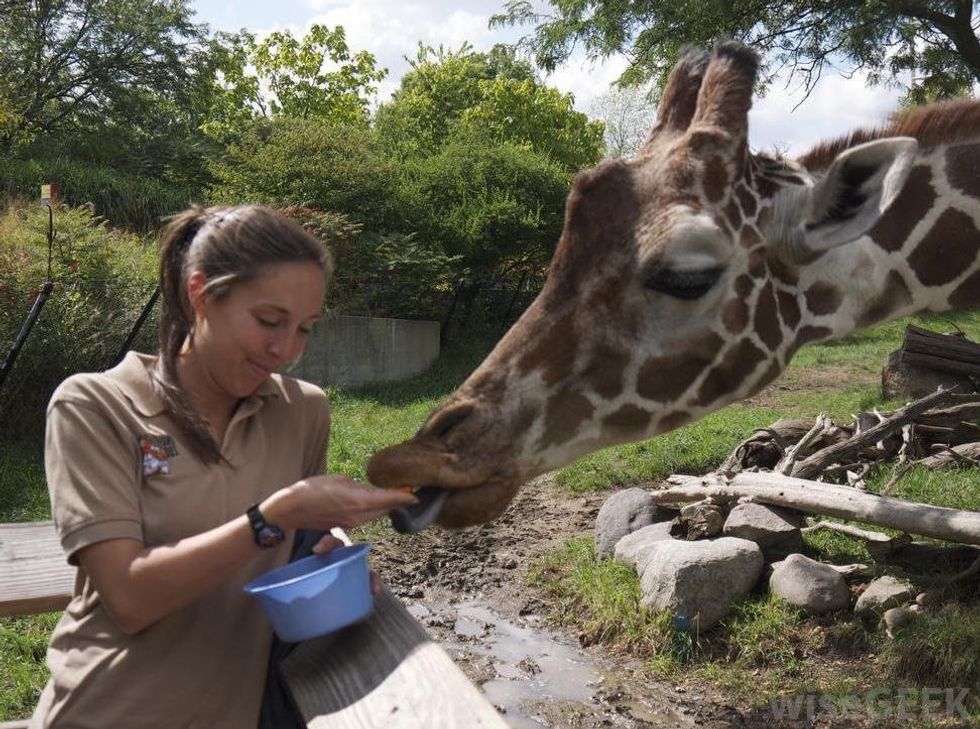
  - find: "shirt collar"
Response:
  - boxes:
[111,351,286,418]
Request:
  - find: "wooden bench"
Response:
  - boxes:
[0,522,509,728]
[0,522,74,617]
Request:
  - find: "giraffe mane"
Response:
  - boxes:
[798,98,980,172]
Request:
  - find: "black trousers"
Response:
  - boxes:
[257,529,323,729]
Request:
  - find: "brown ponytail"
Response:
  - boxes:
[153,204,331,463]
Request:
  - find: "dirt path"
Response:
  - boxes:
[367,476,750,728]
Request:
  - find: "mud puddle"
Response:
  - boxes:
[407,598,698,728]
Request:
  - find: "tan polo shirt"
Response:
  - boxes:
[31,351,330,729]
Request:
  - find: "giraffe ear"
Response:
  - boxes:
[786,137,918,262]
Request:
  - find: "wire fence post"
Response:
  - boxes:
[105,285,160,370]
[0,203,57,396]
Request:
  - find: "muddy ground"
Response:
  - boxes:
[367,476,764,729]
[366,473,977,729]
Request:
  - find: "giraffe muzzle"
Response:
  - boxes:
[389,486,450,533]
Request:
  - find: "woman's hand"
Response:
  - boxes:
[262,475,418,532]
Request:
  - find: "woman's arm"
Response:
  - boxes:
[77,475,415,635]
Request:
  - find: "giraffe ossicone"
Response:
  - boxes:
[368,42,980,531]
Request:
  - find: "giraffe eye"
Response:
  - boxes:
[644,267,724,300]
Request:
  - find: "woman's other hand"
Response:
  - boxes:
[311,534,383,596]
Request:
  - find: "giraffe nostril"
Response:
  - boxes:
[422,403,475,440]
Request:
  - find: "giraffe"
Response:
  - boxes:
[367,41,980,532]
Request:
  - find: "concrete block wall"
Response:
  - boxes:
[290,315,440,389]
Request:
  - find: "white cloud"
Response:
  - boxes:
[303,0,509,102]
[194,1,910,156]
[750,69,904,154]
[544,55,630,110]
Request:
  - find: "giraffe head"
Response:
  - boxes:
[367,42,919,530]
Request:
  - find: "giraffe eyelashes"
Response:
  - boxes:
[643,266,725,300]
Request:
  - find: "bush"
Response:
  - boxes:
[394,131,570,334]
[0,202,158,440]
[0,157,195,230]
[283,206,458,321]
[396,131,569,267]
[208,117,398,227]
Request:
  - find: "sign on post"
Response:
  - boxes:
[40,182,59,206]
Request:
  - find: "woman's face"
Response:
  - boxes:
[187,261,326,400]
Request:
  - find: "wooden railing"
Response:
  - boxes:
[0,522,509,728]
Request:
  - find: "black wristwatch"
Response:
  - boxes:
[246,504,286,549]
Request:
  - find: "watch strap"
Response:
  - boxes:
[246,503,285,549]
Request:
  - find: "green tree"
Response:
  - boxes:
[207,117,397,226]
[394,129,571,330]
[375,44,602,172]
[0,0,208,152]
[203,25,386,142]
[491,0,980,103]
[588,85,657,159]
[461,77,604,172]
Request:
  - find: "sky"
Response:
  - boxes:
[189,0,907,155]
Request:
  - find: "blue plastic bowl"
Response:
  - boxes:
[244,543,373,642]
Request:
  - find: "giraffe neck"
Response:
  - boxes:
[792,137,980,343]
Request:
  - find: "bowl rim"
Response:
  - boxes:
[245,542,372,594]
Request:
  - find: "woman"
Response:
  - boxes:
[31,205,416,729]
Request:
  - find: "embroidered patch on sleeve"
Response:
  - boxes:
[139,434,178,476]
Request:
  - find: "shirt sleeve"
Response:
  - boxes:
[45,398,143,565]
[301,385,331,479]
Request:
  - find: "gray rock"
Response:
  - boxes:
[639,537,764,630]
[855,576,916,616]
[769,554,851,615]
[614,522,675,573]
[594,488,662,559]
[915,591,937,608]
[677,500,726,539]
[723,503,803,561]
[883,606,916,638]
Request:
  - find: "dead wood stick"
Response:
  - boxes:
[801,520,895,544]
[901,351,980,377]
[790,389,960,479]
[918,443,980,469]
[821,462,868,477]
[880,463,914,496]
[777,414,833,475]
[827,563,874,578]
[655,472,980,545]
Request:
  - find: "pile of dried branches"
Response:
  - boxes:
[650,389,980,577]
[720,388,980,487]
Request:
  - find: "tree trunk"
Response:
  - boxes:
[900,324,980,380]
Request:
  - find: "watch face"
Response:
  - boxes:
[257,525,285,548]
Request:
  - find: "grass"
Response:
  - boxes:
[0,441,48,522]
[1,309,979,721]
[326,336,495,479]
[0,614,60,721]
[526,308,980,721]
[0,441,55,721]
[531,537,979,721]
[879,603,980,700]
